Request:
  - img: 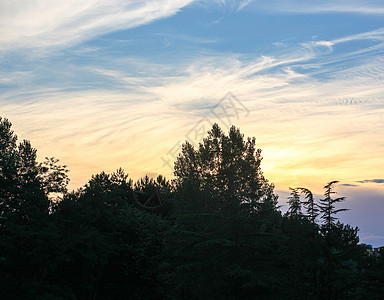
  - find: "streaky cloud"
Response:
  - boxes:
[332,27,384,44]
[243,0,384,14]
[356,179,384,184]
[340,183,359,187]
[0,0,194,51]
[1,27,384,192]
[212,0,254,12]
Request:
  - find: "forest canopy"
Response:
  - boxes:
[0,116,383,299]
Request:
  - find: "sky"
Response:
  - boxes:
[1,0,384,246]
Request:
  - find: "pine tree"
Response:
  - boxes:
[286,187,302,218]
[169,124,283,298]
[319,181,348,229]
[174,123,278,216]
[297,187,319,223]
[0,117,50,223]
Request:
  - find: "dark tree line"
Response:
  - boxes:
[0,116,383,299]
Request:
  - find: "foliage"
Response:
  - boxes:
[0,117,382,299]
[286,187,302,218]
[174,123,278,216]
[319,181,348,229]
[297,187,318,222]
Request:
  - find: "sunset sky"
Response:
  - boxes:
[1,0,384,246]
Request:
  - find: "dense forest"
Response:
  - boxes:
[0,116,383,299]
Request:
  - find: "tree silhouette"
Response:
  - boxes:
[168,124,285,298]
[1,115,381,299]
[319,181,348,229]
[0,118,49,222]
[174,123,278,216]
[0,117,56,297]
[286,187,302,218]
[39,157,70,196]
[297,187,318,223]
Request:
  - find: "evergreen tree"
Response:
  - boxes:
[174,123,278,216]
[0,117,71,298]
[0,117,49,223]
[317,181,359,300]
[297,187,318,223]
[39,157,70,198]
[168,124,283,298]
[319,181,348,229]
[1,116,378,299]
[286,187,302,218]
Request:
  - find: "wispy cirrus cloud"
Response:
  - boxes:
[357,179,384,184]
[243,0,384,14]
[1,0,384,248]
[207,0,384,14]
[340,179,384,188]
[2,0,383,54]
[1,0,384,191]
[339,183,359,187]
[2,26,384,190]
[0,0,194,51]
[301,27,384,55]
[210,0,255,12]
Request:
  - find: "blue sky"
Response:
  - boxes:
[1,0,384,246]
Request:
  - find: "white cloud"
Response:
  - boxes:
[1,27,384,192]
[0,71,34,84]
[2,0,383,53]
[0,0,194,51]
[243,0,384,14]
[332,27,384,44]
[212,0,254,11]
